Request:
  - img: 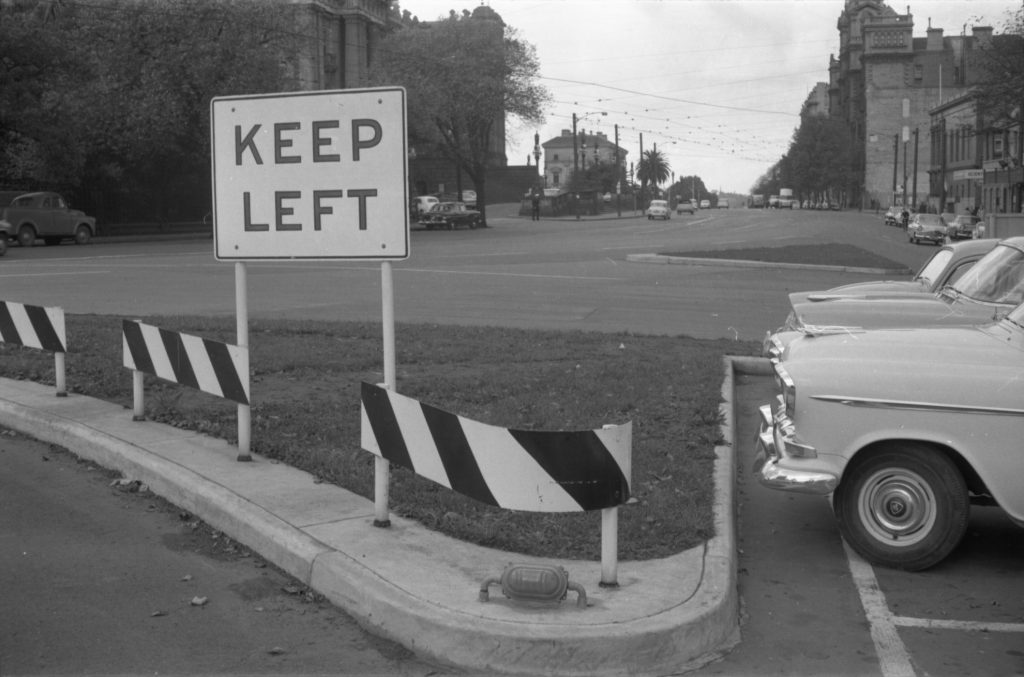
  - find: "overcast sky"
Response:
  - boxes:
[397,0,1018,194]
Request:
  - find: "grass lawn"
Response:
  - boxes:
[660,244,912,271]
[1,314,761,561]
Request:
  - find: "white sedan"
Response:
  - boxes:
[645,200,670,220]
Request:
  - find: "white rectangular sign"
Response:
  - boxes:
[210,88,409,261]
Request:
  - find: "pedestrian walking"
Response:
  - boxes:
[531,191,541,221]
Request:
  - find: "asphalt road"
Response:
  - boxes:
[0,429,451,676]
[0,205,934,341]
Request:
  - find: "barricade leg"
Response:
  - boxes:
[132,370,145,421]
[600,506,619,587]
[54,352,67,397]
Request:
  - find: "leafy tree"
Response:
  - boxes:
[1,0,299,221]
[971,6,1024,126]
[370,8,549,224]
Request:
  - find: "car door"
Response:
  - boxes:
[49,194,73,235]
[34,195,57,235]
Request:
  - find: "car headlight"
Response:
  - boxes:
[774,362,797,417]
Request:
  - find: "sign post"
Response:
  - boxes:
[211,87,409,500]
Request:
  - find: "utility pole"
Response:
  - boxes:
[912,127,919,211]
[892,133,899,205]
[614,123,621,217]
[572,113,579,177]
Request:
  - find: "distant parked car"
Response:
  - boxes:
[883,206,901,226]
[907,213,947,245]
[676,199,696,215]
[419,201,482,230]
[717,199,729,209]
[699,199,711,209]
[946,214,982,240]
[602,192,612,203]
[410,195,439,217]
[0,191,96,246]
[646,200,670,220]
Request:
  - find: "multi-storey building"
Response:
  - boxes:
[829,0,993,210]
[541,130,628,190]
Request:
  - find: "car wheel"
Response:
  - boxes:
[833,444,968,571]
[74,225,91,245]
[17,225,36,247]
[0,237,7,256]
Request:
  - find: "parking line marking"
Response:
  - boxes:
[893,617,1024,633]
[844,542,917,677]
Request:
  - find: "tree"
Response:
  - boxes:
[971,6,1024,125]
[636,148,670,203]
[0,0,299,221]
[370,8,549,224]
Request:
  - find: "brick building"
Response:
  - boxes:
[829,0,993,210]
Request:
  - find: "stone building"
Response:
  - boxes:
[288,0,399,91]
[541,130,628,191]
[829,0,994,209]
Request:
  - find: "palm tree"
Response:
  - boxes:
[637,149,671,204]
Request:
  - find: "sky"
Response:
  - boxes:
[396,0,1018,194]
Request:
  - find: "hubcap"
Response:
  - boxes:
[858,469,936,546]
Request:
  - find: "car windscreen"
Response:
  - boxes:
[914,248,953,287]
[951,245,1024,305]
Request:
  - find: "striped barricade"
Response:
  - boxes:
[360,382,632,584]
[122,321,250,445]
[0,301,67,396]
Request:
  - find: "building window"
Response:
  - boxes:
[552,170,561,187]
[914,64,923,80]
[994,136,1004,160]
[553,154,559,162]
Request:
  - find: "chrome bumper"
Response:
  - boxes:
[753,404,838,495]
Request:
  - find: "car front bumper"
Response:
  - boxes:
[753,403,839,495]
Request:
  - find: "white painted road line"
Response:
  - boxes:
[893,617,1024,634]
[844,542,917,677]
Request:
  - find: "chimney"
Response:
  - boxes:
[926,25,944,51]
[972,26,994,47]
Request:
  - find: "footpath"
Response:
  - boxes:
[0,355,772,677]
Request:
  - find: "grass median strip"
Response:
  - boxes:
[1,314,760,560]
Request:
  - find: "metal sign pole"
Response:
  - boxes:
[374,260,395,527]
[236,261,252,462]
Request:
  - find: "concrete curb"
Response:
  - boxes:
[626,253,912,276]
[0,359,772,675]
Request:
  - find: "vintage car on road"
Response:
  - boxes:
[645,200,670,220]
[907,213,947,245]
[675,199,696,215]
[773,237,1024,342]
[803,238,998,299]
[0,191,96,246]
[754,305,1024,570]
[419,201,482,230]
[946,214,982,241]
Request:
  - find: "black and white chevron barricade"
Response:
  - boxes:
[122,320,251,460]
[0,301,68,396]
[359,382,632,586]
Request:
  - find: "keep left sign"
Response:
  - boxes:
[211,88,409,261]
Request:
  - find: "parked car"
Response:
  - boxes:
[438,190,477,208]
[754,305,1024,570]
[410,195,439,217]
[907,213,947,245]
[808,238,998,299]
[602,192,612,203]
[418,201,482,230]
[717,199,729,209]
[0,191,96,246]
[768,195,780,208]
[699,199,711,209]
[766,236,1024,357]
[676,199,696,215]
[946,214,982,240]
[646,200,670,220]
